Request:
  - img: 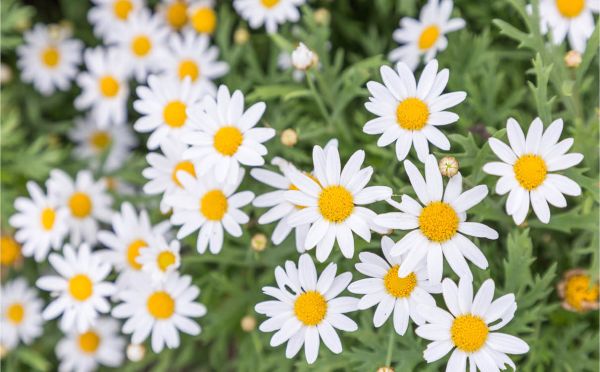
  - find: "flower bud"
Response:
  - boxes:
[0,63,12,85]
[377,367,394,372]
[241,315,256,332]
[234,28,250,45]
[291,42,318,71]
[280,128,298,147]
[251,233,267,252]
[438,156,459,177]
[564,50,582,68]
[314,8,331,25]
[126,343,145,362]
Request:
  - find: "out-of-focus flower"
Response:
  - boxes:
[564,50,582,68]
[557,269,600,313]
[233,0,306,34]
[0,235,21,267]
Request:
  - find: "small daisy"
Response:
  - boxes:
[16,23,83,95]
[183,85,275,183]
[348,236,440,335]
[165,169,254,254]
[56,317,125,372]
[188,0,218,35]
[0,235,21,267]
[284,144,393,262]
[88,0,145,41]
[364,59,466,162]
[9,181,68,262]
[47,169,113,245]
[0,279,44,350]
[389,0,465,70]
[134,75,204,150]
[557,268,600,313]
[112,272,206,353]
[69,115,138,172]
[75,47,130,128]
[374,155,498,284]
[137,235,181,282]
[36,244,115,332]
[255,253,358,364]
[483,117,583,224]
[158,0,190,32]
[233,0,305,34]
[415,278,529,371]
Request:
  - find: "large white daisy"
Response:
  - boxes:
[233,0,305,34]
[0,278,44,350]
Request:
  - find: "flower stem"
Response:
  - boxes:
[385,326,395,367]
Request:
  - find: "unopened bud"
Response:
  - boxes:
[241,315,256,332]
[280,128,298,147]
[564,50,582,68]
[291,42,318,71]
[251,233,267,252]
[126,343,145,362]
[234,28,250,45]
[377,367,394,372]
[314,8,330,25]
[439,156,459,177]
[0,63,12,85]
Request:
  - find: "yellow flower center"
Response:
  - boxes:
[40,207,56,230]
[147,291,175,319]
[261,0,280,8]
[556,0,584,18]
[6,303,25,324]
[0,236,20,266]
[40,47,60,68]
[68,274,93,301]
[127,239,147,270]
[200,190,228,221]
[78,331,100,353]
[513,154,547,191]
[565,274,599,311]
[383,265,417,298]
[178,59,200,81]
[294,291,327,326]
[191,7,217,34]
[157,251,176,272]
[171,160,196,187]
[113,0,133,20]
[68,192,93,219]
[451,314,489,353]
[131,35,152,57]
[418,25,440,50]
[89,130,112,150]
[419,201,459,242]
[99,76,120,98]
[318,185,354,223]
[166,1,188,29]
[163,100,187,128]
[396,98,429,131]
[213,126,243,156]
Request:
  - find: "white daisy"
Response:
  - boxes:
[483,117,583,225]
[36,243,115,332]
[9,181,68,262]
[137,235,181,282]
[112,272,207,353]
[16,23,83,95]
[348,236,440,335]
[188,0,218,35]
[88,0,145,41]
[389,0,465,70]
[56,317,125,372]
[46,169,113,245]
[255,253,358,364]
[182,85,275,183]
[133,74,204,150]
[158,0,191,32]
[415,278,529,371]
[283,144,393,262]
[0,279,44,350]
[75,47,130,128]
[233,0,305,34]
[165,169,254,254]
[374,155,498,284]
[364,59,466,162]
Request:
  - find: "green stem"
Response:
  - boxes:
[384,326,395,367]
[306,71,332,126]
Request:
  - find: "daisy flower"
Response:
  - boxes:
[483,117,583,224]
[56,317,125,372]
[183,85,275,183]
[233,0,305,34]
[348,236,440,335]
[75,47,130,128]
[415,278,529,371]
[389,0,465,70]
[158,0,190,32]
[283,144,393,262]
[255,254,358,364]
[134,75,204,150]
[47,169,113,245]
[16,23,83,95]
[0,235,21,267]
[364,59,466,162]
[374,155,498,284]
[188,0,218,35]
[164,169,254,254]
[69,115,138,172]
[88,0,145,41]
[9,181,68,262]
[36,244,115,332]
[112,272,207,353]
[137,235,181,282]
[0,279,44,350]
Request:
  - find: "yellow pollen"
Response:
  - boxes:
[68,192,93,219]
[0,236,21,266]
[157,251,176,272]
[166,1,188,29]
[419,201,459,242]
[99,76,120,98]
[178,60,200,81]
[131,35,152,57]
[68,274,93,301]
[89,130,112,150]
[171,160,196,187]
[213,126,243,156]
[113,0,133,20]
[40,207,56,230]
[127,239,147,270]
[513,154,547,191]
[6,303,25,324]
[451,314,489,353]
[41,47,60,68]
[318,186,354,223]
[163,100,187,128]
[147,291,175,319]
[78,331,100,353]
[191,7,217,34]
[418,25,440,50]
[294,291,327,326]
[261,0,280,8]
[396,98,429,131]
[556,0,584,18]
[200,190,228,221]
[565,274,599,311]
[384,265,417,298]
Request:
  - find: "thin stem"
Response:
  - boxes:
[384,326,395,367]
[306,71,332,126]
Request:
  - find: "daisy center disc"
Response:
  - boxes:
[41,47,60,68]
[191,7,217,34]
[172,160,196,187]
[113,0,133,20]
[68,192,93,219]
[163,100,187,128]
[147,291,175,319]
[396,98,429,131]
[213,126,243,156]
[418,25,440,50]
[318,185,354,223]
[0,236,20,265]
[40,207,56,230]
[384,265,417,298]
[565,274,599,311]
[451,314,489,353]
[178,60,200,81]
[69,274,94,301]
[513,154,547,190]
[166,1,188,29]
[556,0,584,18]
[127,239,147,270]
[418,201,459,242]
[78,331,101,353]
[90,130,112,150]
[157,251,176,272]
[131,35,152,57]
[99,76,120,98]
[7,303,25,324]
[294,291,327,326]
[261,0,280,8]
[200,189,228,221]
